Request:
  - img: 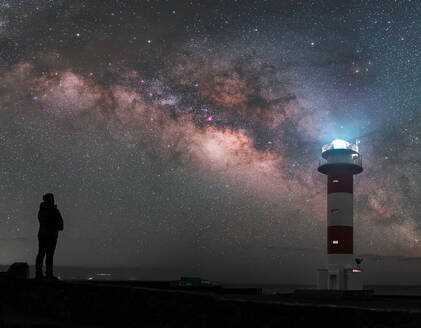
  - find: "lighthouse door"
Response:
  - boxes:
[329,274,338,290]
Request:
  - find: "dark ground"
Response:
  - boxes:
[2,279,421,327]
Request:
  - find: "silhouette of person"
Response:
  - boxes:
[35,193,63,279]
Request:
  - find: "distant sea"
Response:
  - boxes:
[1,265,420,296]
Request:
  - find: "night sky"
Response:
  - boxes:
[0,0,420,284]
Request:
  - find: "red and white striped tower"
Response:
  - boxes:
[317,139,363,290]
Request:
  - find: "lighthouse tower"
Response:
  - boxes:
[317,139,363,290]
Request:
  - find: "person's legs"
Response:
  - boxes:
[35,236,47,278]
[45,235,58,277]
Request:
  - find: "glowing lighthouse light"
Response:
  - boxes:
[331,139,349,149]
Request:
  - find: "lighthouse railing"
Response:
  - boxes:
[318,155,362,168]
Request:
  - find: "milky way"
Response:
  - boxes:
[0,0,420,283]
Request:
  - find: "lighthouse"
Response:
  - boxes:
[317,139,363,290]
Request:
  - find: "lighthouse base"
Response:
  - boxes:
[317,268,362,290]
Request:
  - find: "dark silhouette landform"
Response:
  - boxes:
[1,263,421,327]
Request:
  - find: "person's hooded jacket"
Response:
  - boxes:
[38,201,64,237]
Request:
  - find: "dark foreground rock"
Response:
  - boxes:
[1,279,421,327]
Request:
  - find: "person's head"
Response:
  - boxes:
[42,193,55,204]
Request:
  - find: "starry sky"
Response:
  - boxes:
[0,0,420,284]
